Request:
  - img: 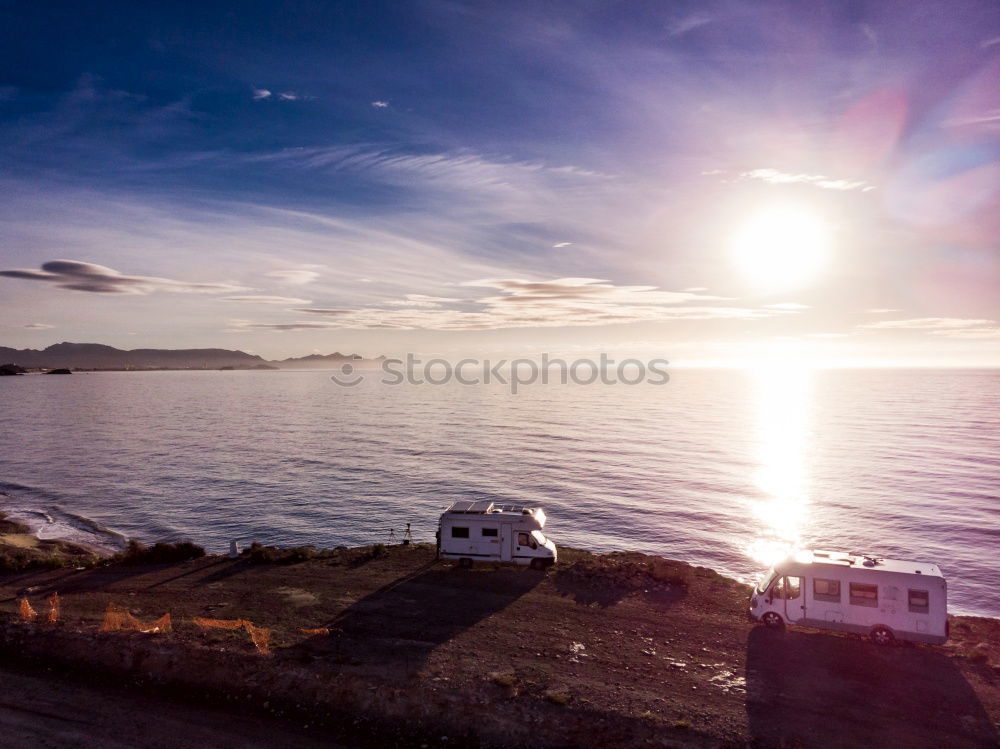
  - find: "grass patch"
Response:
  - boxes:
[0,512,31,535]
[672,719,691,730]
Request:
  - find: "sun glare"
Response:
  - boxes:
[729,206,831,292]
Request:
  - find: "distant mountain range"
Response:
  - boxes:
[0,342,384,371]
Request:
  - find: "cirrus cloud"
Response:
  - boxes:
[246,277,783,332]
[221,295,312,304]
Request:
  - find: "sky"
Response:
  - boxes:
[0,0,998,366]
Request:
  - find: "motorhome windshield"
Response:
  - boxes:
[757,570,777,594]
[532,530,548,546]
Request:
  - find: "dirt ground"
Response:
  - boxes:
[0,544,997,748]
[0,659,348,749]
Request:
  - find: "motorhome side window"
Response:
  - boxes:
[813,578,841,602]
[481,527,498,537]
[451,527,470,539]
[908,589,930,614]
[849,582,878,607]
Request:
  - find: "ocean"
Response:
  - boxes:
[1,367,997,617]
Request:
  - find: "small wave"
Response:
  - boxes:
[0,485,128,553]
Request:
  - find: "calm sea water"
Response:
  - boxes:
[0,368,997,617]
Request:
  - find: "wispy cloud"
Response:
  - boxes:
[252,88,271,100]
[265,269,321,285]
[277,92,300,101]
[864,308,901,314]
[226,318,346,332]
[942,110,1000,128]
[0,260,247,295]
[552,241,573,248]
[931,327,1000,340]
[668,14,712,37]
[23,322,54,329]
[763,302,811,310]
[221,295,312,304]
[288,308,353,316]
[371,100,389,108]
[738,168,872,192]
[257,277,773,332]
[244,144,612,190]
[861,317,995,331]
[382,294,460,308]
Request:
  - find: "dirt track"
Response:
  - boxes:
[1,545,997,748]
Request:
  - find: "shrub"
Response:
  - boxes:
[544,690,570,705]
[115,539,206,565]
[490,672,516,687]
[371,543,387,558]
[245,542,317,564]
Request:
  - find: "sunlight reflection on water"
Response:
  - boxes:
[747,365,813,567]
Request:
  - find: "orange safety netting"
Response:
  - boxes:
[194,617,271,654]
[47,592,60,624]
[100,603,172,633]
[299,627,330,636]
[193,617,245,630]
[243,621,271,655]
[18,597,37,622]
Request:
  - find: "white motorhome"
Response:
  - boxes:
[749,550,948,645]
[437,501,557,569]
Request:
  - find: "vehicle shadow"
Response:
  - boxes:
[745,626,998,748]
[296,563,543,671]
[0,564,154,599]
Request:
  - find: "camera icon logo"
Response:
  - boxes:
[330,361,365,387]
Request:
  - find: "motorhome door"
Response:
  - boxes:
[501,523,513,562]
[781,576,805,622]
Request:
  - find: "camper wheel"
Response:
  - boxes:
[529,558,544,570]
[871,626,895,646]
[459,558,473,569]
[762,612,784,629]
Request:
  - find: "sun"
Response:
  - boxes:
[729,206,831,291]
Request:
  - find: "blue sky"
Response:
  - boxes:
[1,0,998,364]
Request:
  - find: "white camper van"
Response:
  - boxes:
[749,550,948,645]
[437,501,557,569]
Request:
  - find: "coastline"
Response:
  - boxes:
[0,512,103,571]
[1,540,997,747]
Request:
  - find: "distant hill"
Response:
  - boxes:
[276,351,386,369]
[0,342,380,371]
